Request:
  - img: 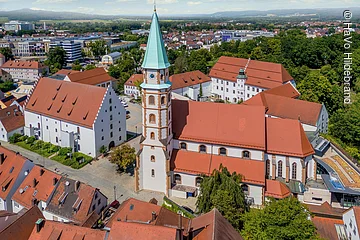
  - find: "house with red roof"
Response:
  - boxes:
[209,56,296,103]
[0,60,48,82]
[124,74,142,98]
[24,77,126,157]
[0,105,24,142]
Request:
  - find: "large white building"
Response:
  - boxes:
[1,60,49,82]
[24,77,126,157]
[135,9,317,207]
[209,56,295,103]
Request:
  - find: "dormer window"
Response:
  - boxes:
[219,147,227,156]
[242,151,250,159]
[180,142,187,150]
[199,145,206,153]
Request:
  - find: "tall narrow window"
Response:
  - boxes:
[151,169,155,177]
[292,162,297,179]
[109,98,112,104]
[266,160,271,178]
[278,161,283,178]
[150,132,155,140]
[149,96,155,105]
[161,96,166,105]
[151,155,155,162]
[149,114,156,124]
[219,147,227,156]
[199,145,206,153]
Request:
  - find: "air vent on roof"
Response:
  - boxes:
[182,78,187,83]
[190,77,195,81]
[83,111,89,120]
[52,92,58,100]
[24,186,28,192]
[19,188,24,194]
[47,103,53,111]
[56,83,62,91]
[33,190,38,197]
[58,192,68,205]
[72,197,83,212]
[9,166,14,173]
[197,76,201,80]
[72,97,78,105]
[57,105,63,113]
[31,99,37,107]
[62,94,67,103]
[68,108,73,116]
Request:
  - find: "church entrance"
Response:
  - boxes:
[108,141,115,150]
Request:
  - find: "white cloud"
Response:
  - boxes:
[34,0,75,3]
[77,6,95,13]
[187,1,202,6]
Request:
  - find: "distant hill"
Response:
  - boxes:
[0,7,359,22]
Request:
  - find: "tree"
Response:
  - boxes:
[109,144,136,172]
[88,40,109,59]
[99,145,107,155]
[45,47,67,73]
[72,60,83,71]
[85,64,96,70]
[0,47,13,60]
[196,165,247,230]
[241,197,319,240]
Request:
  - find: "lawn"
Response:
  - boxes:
[15,141,56,158]
[51,152,93,169]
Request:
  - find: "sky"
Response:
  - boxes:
[0,0,357,15]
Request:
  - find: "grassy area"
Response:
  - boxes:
[162,196,195,219]
[51,152,93,169]
[322,134,360,162]
[127,133,136,141]
[15,141,58,158]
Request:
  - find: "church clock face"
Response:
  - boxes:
[150,73,155,79]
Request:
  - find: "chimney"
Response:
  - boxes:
[35,218,44,233]
[0,153,5,164]
[33,178,37,188]
[53,177,58,186]
[40,169,45,176]
[32,198,37,206]
[177,212,184,240]
[75,180,80,192]
[151,211,157,222]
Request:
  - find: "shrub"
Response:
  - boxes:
[59,147,72,156]
[9,133,22,143]
[42,142,52,151]
[50,145,60,153]
[26,136,36,145]
[19,135,28,142]
[99,145,107,154]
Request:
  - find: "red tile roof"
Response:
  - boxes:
[306,202,346,218]
[265,179,291,199]
[262,82,300,98]
[66,68,114,86]
[0,147,29,200]
[125,74,143,87]
[0,95,16,107]
[311,216,344,240]
[108,221,177,240]
[0,206,44,240]
[0,105,24,132]
[172,100,266,150]
[190,208,243,240]
[12,166,61,209]
[209,56,293,89]
[55,69,80,76]
[169,70,211,90]
[1,60,47,70]
[28,220,106,240]
[244,93,322,126]
[25,77,106,128]
[266,118,315,157]
[171,150,265,185]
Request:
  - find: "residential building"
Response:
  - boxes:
[4,21,34,32]
[24,77,126,157]
[11,84,33,99]
[0,147,34,212]
[0,69,12,82]
[209,56,295,102]
[124,74,142,98]
[101,52,121,65]
[169,70,212,100]
[0,206,44,240]
[0,60,49,82]
[0,95,16,109]
[10,95,28,113]
[0,105,25,142]
[135,9,316,207]
[11,166,61,214]
[343,206,360,240]
[243,89,329,134]
[0,210,19,232]
[49,69,80,81]
[42,177,107,224]
[64,67,116,89]
[12,41,46,57]
[0,53,5,67]
[50,41,82,63]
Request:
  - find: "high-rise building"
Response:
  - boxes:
[4,21,34,32]
[50,41,82,63]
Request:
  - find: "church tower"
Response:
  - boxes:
[135,8,173,195]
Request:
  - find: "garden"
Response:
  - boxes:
[9,134,93,169]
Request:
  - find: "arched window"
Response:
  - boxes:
[149,114,156,124]
[219,147,227,156]
[174,174,181,184]
[266,159,271,178]
[242,151,250,159]
[151,155,155,162]
[149,95,155,105]
[241,184,249,195]
[161,96,166,105]
[292,162,297,179]
[150,132,155,140]
[278,161,283,178]
[195,177,202,187]
[180,142,187,150]
[109,98,112,104]
[199,145,206,153]
[151,169,155,177]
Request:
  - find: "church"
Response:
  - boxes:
[135,9,317,206]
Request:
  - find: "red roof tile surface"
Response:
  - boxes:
[25,77,106,128]
[265,179,291,199]
[0,147,29,200]
[1,60,47,70]
[55,69,80,76]
[169,70,211,90]
[311,216,344,240]
[28,220,106,240]
[172,100,266,150]
[125,74,143,87]
[12,166,61,209]
[306,202,346,218]
[171,150,265,185]
[244,92,322,126]
[262,82,300,98]
[0,105,24,132]
[108,221,177,240]
[66,68,114,86]
[266,118,314,157]
[209,56,293,89]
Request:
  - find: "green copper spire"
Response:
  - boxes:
[141,11,170,69]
